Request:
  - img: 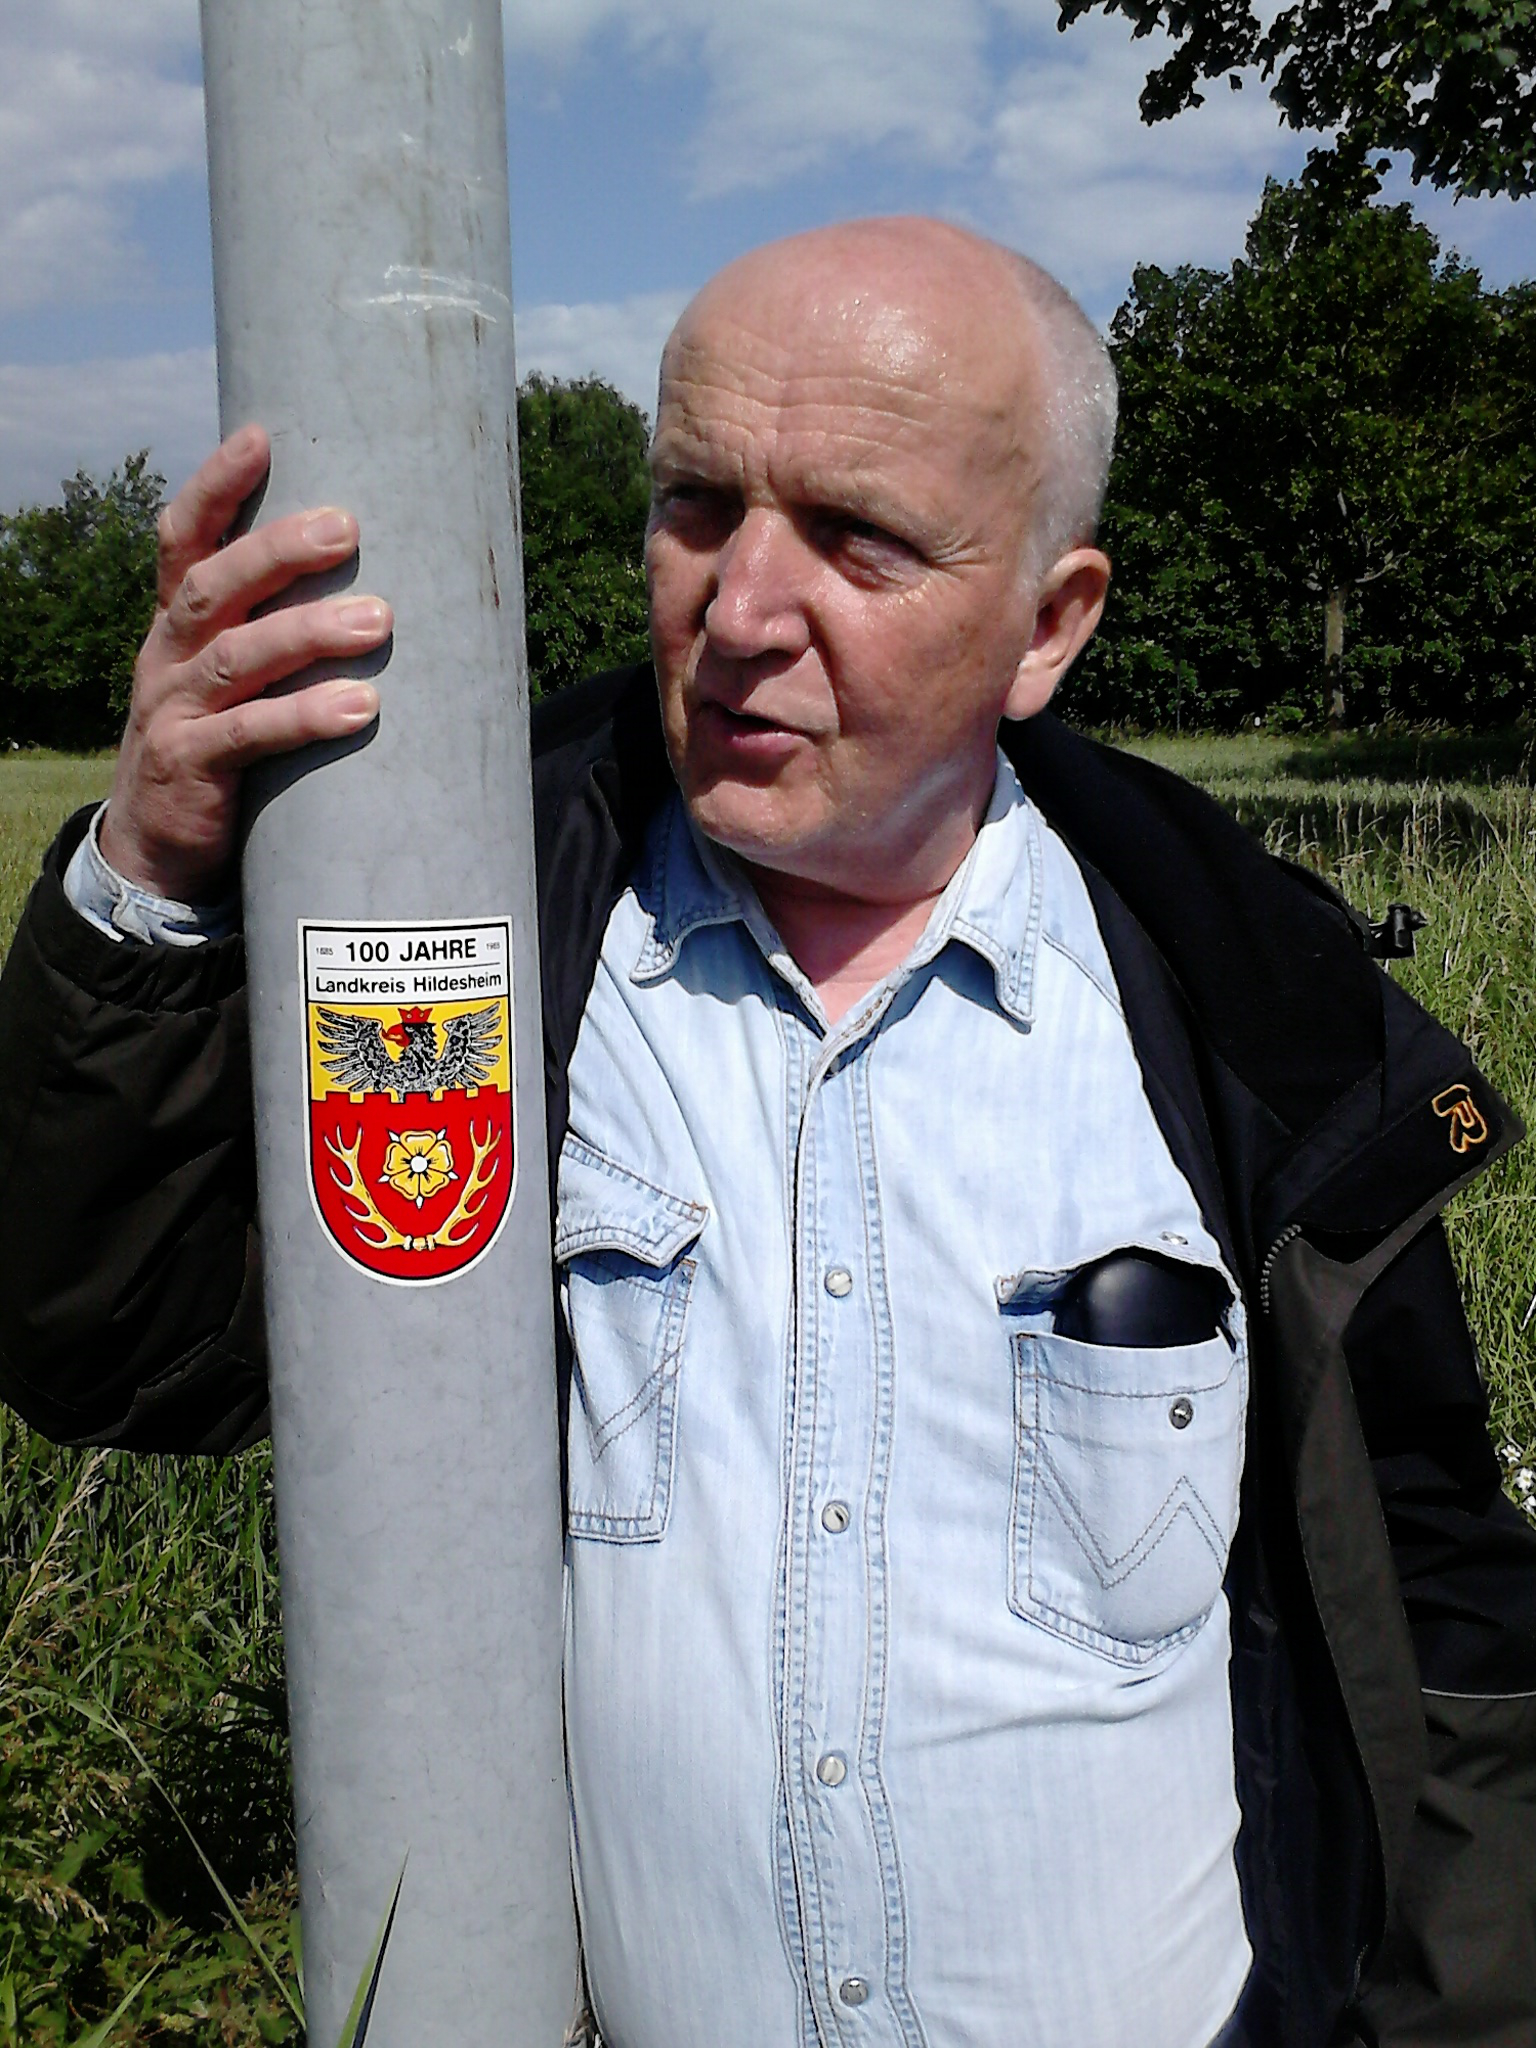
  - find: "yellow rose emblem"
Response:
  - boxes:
[380,1129,457,1208]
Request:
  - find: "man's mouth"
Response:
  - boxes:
[693,699,807,760]
[706,704,780,731]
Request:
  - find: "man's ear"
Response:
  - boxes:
[1003,548,1111,722]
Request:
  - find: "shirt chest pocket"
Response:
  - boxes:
[1008,1315,1246,1667]
[555,1135,709,1544]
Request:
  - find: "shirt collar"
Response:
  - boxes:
[630,754,1040,1029]
[629,799,748,982]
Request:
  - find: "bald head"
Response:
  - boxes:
[659,217,1116,584]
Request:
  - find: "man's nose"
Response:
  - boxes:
[703,508,811,659]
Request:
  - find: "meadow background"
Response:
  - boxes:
[0,729,1532,2042]
[3,0,1533,2026]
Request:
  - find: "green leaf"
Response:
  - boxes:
[51,1828,109,1889]
[64,1960,160,2048]
[333,1857,408,2048]
[40,1691,305,2030]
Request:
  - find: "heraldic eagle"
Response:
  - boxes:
[316,1002,503,1097]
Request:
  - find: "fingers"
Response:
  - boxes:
[182,595,394,714]
[159,503,364,655]
[110,425,394,903]
[98,666,381,901]
[155,427,365,656]
[188,676,382,774]
[156,423,272,610]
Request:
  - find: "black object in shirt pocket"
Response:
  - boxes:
[1004,1249,1245,1666]
[1053,1247,1230,1347]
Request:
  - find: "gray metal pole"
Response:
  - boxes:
[199,5,577,2041]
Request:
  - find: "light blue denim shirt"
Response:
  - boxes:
[560,759,1252,2048]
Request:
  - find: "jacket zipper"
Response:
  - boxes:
[1257,1223,1303,1316]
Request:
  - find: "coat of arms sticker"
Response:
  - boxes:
[301,918,515,1284]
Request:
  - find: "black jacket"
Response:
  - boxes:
[2,665,1534,2045]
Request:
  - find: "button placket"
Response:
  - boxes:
[781,1029,927,2047]
[783,1047,903,2045]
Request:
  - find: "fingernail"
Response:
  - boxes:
[305,509,354,548]
[338,598,389,634]
[333,683,379,724]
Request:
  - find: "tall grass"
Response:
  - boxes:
[0,761,301,2043]
[0,1429,298,2042]
[0,759,113,955]
[2,735,1534,2035]
[1130,733,1536,1476]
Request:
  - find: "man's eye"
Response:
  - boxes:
[814,514,914,569]
[658,484,733,519]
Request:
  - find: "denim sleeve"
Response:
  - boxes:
[62,801,239,948]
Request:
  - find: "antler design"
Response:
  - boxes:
[431,1123,502,1249]
[324,1123,502,1256]
[325,1128,420,1251]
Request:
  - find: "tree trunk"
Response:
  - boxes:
[1324,584,1347,726]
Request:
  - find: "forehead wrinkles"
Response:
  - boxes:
[656,312,1030,508]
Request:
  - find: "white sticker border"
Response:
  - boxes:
[297,915,519,1289]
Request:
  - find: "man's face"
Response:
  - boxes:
[646,234,1051,901]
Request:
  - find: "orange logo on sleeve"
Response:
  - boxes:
[1432,1084,1489,1154]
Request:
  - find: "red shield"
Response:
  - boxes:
[301,920,516,1285]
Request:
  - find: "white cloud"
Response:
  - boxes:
[8,0,1527,522]
[1387,177,1534,285]
[0,288,683,514]
[506,0,992,195]
[499,0,1306,288]
[663,0,992,197]
[0,1,203,313]
[0,348,216,512]
[980,12,1312,317]
[503,0,632,60]
[515,289,692,417]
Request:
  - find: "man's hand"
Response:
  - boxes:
[99,424,393,904]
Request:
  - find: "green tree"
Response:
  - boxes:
[515,374,652,697]
[0,454,162,749]
[1066,261,1277,731]
[1074,181,1534,730]
[0,379,654,747]
[1055,0,1536,199]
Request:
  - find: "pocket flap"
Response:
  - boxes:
[555,1133,709,1267]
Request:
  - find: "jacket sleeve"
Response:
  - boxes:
[0,808,268,1452]
[1348,1220,1536,2044]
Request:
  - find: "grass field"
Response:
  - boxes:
[1,734,1533,2041]
[0,761,301,2044]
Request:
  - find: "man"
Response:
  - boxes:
[1,219,1533,2047]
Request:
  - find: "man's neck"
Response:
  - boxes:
[743,862,963,1026]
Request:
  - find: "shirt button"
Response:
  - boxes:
[1161,1231,1189,1247]
[824,1266,854,1298]
[821,1499,851,1534]
[816,1751,848,1787]
[839,1977,870,2007]
[1169,1396,1195,1430]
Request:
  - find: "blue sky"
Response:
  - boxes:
[1,0,1531,510]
